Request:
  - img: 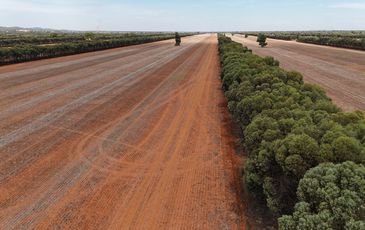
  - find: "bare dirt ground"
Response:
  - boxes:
[230,34,365,112]
[0,34,247,229]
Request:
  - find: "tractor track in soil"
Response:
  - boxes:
[0,34,245,229]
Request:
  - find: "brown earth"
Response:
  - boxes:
[230,34,365,112]
[0,34,249,229]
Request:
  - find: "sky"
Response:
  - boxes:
[0,0,364,31]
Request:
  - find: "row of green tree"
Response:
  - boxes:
[0,34,87,47]
[243,32,365,50]
[0,32,178,47]
[297,36,365,50]
[218,35,365,229]
[246,33,296,41]
[0,33,192,65]
[244,31,365,39]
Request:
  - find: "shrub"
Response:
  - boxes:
[278,162,365,230]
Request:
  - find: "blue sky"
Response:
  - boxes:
[0,0,364,31]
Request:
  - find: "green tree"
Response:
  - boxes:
[84,32,95,40]
[257,33,268,47]
[278,162,365,230]
[175,32,181,46]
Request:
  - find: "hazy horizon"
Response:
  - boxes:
[1,0,365,32]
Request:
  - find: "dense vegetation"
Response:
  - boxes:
[0,32,88,47]
[0,32,180,47]
[218,35,365,228]
[243,31,365,50]
[297,36,365,50]
[0,32,193,65]
[279,162,365,230]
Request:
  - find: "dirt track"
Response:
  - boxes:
[0,34,244,229]
[231,35,365,112]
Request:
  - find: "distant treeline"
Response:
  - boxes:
[242,31,365,50]
[0,33,194,65]
[297,36,365,50]
[218,35,365,229]
[0,32,179,47]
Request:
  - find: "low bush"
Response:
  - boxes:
[279,161,365,230]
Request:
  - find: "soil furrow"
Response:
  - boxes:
[0,34,243,229]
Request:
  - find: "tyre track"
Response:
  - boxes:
[0,34,243,229]
[0,42,172,106]
[0,35,209,229]
[0,37,201,149]
[0,43,183,122]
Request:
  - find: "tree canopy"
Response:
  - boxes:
[278,161,365,230]
[175,32,181,46]
[257,33,268,47]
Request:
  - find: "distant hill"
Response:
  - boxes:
[0,26,68,33]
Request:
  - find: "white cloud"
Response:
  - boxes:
[330,2,365,9]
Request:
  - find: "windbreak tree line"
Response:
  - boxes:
[296,36,365,50]
[0,33,193,65]
[0,34,92,47]
[0,32,181,47]
[242,31,365,50]
[218,35,365,229]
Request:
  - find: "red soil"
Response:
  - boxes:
[0,35,247,229]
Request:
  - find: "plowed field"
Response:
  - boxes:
[0,34,244,229]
